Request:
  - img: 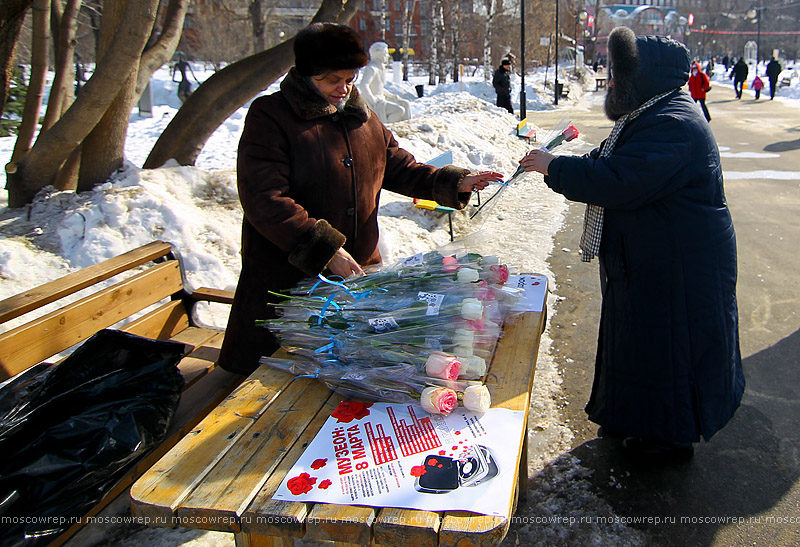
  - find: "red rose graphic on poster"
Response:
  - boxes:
[287,473,317,495]
[331,401,373,423]
[410,465,427,477]
[318,479,332,490]
[310,458,328,470]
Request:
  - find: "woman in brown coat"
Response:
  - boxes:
[218,23,502,375]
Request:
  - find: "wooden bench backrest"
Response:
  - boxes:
[0,241,187,381]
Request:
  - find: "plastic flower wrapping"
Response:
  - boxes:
[471,120,580,221]
[258,249,524,416]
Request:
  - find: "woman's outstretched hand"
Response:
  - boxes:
[519,149,556,175]
[459,171,504,193]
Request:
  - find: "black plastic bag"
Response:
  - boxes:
[0,329,186,546]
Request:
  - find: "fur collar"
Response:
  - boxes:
[280,67,370,122]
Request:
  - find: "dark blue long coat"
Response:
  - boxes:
[546,41,744,443]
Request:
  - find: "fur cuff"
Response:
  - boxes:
[431,165,471,209]
[288,219,346,276]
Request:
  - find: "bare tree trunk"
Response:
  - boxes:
[483,0,496,80]
[0,0,32,111]
[79,0,153,191]
[136,0,189,100]
[42,0,80,133]
[435,0,445,84]
[11,0,49,164]
[6,0,158,207]
[400,0,417,81]
[427,0,437,86]
[144,0,363,169]
[248,0,267,54]
[450,15,461,82]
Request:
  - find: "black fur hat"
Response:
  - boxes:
[294,23,369,76]
[604,26,689,120]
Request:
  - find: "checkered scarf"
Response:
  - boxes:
[579,89,677,262]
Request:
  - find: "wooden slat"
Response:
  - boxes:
[0,261,184,381]
[0,240,172,324]
[240,392,344,538]
[176,378,334,532]
[373,508,441,547]
[192,287,235,305]
[234,533,293,547]
[130,365,296,523]
[174,331,226,388]
[122,299,191,340]
[304,503,376,545]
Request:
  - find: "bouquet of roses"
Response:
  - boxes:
[256,249,522,415]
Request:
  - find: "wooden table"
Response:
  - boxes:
[131,285,547,547]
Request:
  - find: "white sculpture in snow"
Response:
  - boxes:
[358,42,412,123]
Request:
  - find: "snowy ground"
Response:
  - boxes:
[1,56,799,546]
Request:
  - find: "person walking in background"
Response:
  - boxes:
[705,56,715,77]
[492,59,514,114]
[730,57,748,99]
[518,27,744,463]
[217,23,502,375]
[688,62,712,121]
[752,75,764,100]
[766,57,782,100]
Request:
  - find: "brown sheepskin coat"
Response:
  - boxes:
[217,68,471,375]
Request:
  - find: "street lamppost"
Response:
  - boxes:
[574,9,587,74]
[554,0,559,105]
[521,0,527,119]
[747,4,762,65]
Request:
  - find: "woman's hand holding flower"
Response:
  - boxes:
[519,148,556,176]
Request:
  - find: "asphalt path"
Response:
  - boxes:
[536,87,800,546]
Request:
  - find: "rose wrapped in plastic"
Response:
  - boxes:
[420,386,458,415]
[462,384,492,413]
[424,351,461,380]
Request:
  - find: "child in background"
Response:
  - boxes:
[752,75,764,100]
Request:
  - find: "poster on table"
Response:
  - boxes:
[273,402,525,518]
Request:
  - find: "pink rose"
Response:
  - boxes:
[490,264,510,284]
[564,125,580,141]
[442,255,461,273]
[425,352,461,380]
[420,386,458,415]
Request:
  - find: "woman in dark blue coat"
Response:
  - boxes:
[520,27,744,461]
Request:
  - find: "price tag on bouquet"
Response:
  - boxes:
[368,316,400,333]
[417,291,445,316]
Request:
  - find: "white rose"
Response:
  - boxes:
[459,356,487,380]
[462,385,491,413]
[461,298,483,320]
[457,267,480,283]
[453,328,474,347]
[454,345,474,358]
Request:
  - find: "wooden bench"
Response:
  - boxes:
[516,118,537,142]
[595,76,607,90]
[0,240,244,546]
[130,277,548,546]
